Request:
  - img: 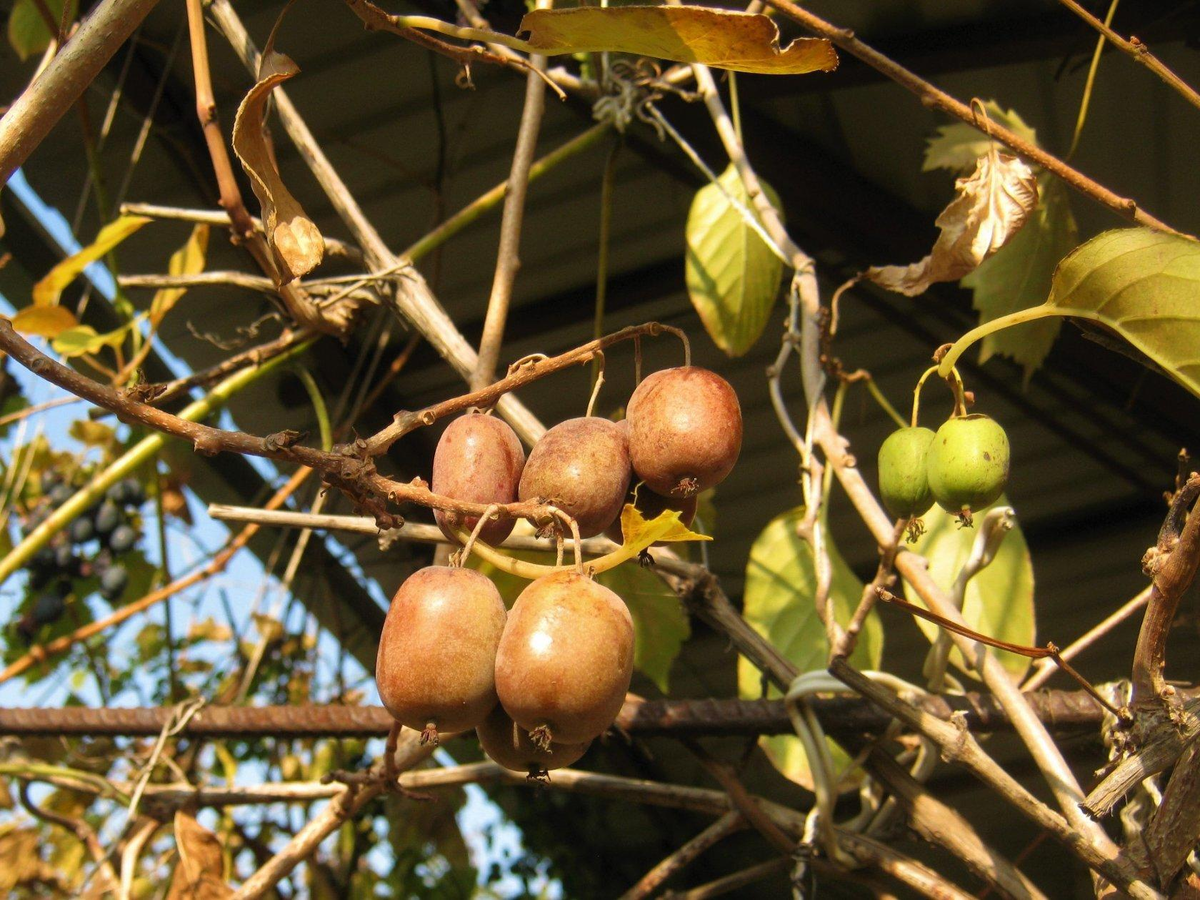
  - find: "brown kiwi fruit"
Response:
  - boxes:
[517,417,631,538]
[375,566,506,744]
[626,366,742,497]
[476,704,590,780]
[432,413,525,546]
[494,570,633,747]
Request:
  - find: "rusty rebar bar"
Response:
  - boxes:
[0,686,1162,740]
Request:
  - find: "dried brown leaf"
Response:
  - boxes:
[231,16,323,283]
[866,153,1038,297]
[518,7,837,75]
[167,811,232,900]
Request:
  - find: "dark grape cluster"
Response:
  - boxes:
[15,473,146,642]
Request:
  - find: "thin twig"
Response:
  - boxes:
[662,858,789,900]
[1024,586,1151,691]
[0,317,676,527]
[618,812,744,900]
[829,658,1160,899]
[761,0,1181,234]
[1055,0,1200,115]
[0,0,157,184]
[471,21,549,391]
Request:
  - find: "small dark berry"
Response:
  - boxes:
[100,565,128,601]
[69,517,95,544]
[32,590,66,625]
[54,543,80,575]
[32,547,55,570]
[107,524,137,554]
[94,501,122,535]
[48,483,74,506]
[121,478,145,508]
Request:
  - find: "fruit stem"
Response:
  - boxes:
[456,503,502,569]
[910,365,939,427]
[938,306,1076,380]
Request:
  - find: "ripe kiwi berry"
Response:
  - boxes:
[476,704,590,780]
[375,566,507,744]
[495,570,634,748]
[626,366,742,497]
[518,417,631,538]
[432,413,525,546]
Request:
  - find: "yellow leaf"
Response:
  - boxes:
[518,6,837,75]
[51,319,138,358]
[32,214,150,306]
[151,224,209,328]
[11,304,79,337]
[167,812,231,900]
[231,15,323,283]
[618,503,712,548]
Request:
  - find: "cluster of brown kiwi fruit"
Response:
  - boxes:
[375,365,742,779]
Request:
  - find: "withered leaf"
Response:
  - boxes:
[231,16,323,283]
[167,811,231,900]
[518,7,837,75]
[865,152,1038,297]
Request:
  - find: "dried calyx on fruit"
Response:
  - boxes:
[376,566,507,744]
[432,412,526,546]
[925,413,1010,524]
[626,367,741,498]
[877,426,936,520]
[476,704,590,781]
[495,570,634,748]
[518,417,631,538]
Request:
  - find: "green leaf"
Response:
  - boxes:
[685,165,784,357]
[467,521,688,690]
[961,177,1077,383]
[517,7,838,75]
[7,0,74,61]
[738,507,883,787]
[1046,228,1200,397]
[924,101,1039,173]
[942,228,1200,401]
[902,499,1035,679]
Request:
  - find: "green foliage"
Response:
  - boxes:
[924,99,1078,381]
[961,178,1077,382]
[923,102,1038,174]
[6,0,75,61]
[1044,228,1200,398]
[685,165,784,357]
[738,507,883,786]
[902,499,1035,678]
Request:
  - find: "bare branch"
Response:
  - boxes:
[829,658,1160,899]
[762,0,1182,234]
[472,36,549,390]
[1055,0,1200,114]
[0,0,158,187]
